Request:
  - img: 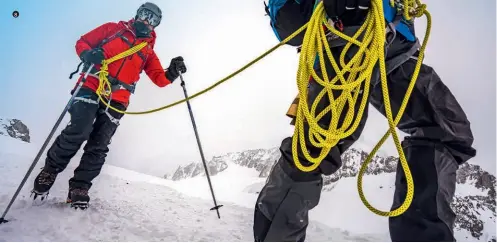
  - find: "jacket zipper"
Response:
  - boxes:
[114,38,137,78]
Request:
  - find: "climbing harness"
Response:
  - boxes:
[73,96,99,106]
[84,68,137,94]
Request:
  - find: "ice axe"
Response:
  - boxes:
[177,69,223,219]
[0,63,94,224]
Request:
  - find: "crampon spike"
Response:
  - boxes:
[70,201,89,210]
[31,190,49,201]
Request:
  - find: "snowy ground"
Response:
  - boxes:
[2,135,494,241]
[167,163,395,238]
[166,161,496,241]
[0,136,385,241]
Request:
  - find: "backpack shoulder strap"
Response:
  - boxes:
[97,29,127,48]
[265,0,314,46]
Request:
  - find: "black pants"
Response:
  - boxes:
[254,57,476,241]
[43,87,126,190]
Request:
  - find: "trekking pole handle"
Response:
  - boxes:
[82,63,95,80]
[178,68,186,87]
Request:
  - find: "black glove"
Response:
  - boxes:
[323,0,370,28]
[80,48,105,65]
[165,56,187,82]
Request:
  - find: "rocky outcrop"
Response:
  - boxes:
[166,148,279,181]
[452,163,496,240]
[0,118,30,143]
[225,147,281,176]
[169,157,228,181]
[166,147,399,184]
[321,148,398,187]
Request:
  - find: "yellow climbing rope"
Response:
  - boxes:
[87,0,430,217]
[94,41,148,107]
[291,0,430,217]
[93,26,309,115]
[358,0,430,217]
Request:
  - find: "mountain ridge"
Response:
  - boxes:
[165,146,496,241]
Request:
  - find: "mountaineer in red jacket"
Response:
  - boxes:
[31,2,186,209]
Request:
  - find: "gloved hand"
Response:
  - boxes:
[165,56,187,82]
[80,48,105,65]
[323,0,370,28]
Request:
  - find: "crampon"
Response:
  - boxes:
[65,199,89,210]
[30,189,50,206]
[66,188,90,210]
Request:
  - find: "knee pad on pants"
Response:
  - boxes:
[254,160,323,242]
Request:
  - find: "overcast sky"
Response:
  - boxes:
[0,0,495,176]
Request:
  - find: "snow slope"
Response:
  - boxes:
[0,136,383,241]
[170,163,267,209]
[167,159,496,242]
[167,162,395,238]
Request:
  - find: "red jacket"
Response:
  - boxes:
[75,19,173,105]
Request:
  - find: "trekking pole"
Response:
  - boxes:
[0,63,94,224]
[178,70,223,219]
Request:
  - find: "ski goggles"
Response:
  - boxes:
[136,8,161,27]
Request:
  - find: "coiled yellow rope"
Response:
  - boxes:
[291,0,430,217]
[95,42,148,105]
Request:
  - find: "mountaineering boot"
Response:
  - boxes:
[67,187,90,210]
[31,168,57,201]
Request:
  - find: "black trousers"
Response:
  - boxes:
[254,57,476,241]
[43,87,126,189]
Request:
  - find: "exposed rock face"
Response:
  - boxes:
[167,148,279,181]
[452,163,496,240]
[170,157,228,181]
[0,118,30,143]
[320,148,398,186]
